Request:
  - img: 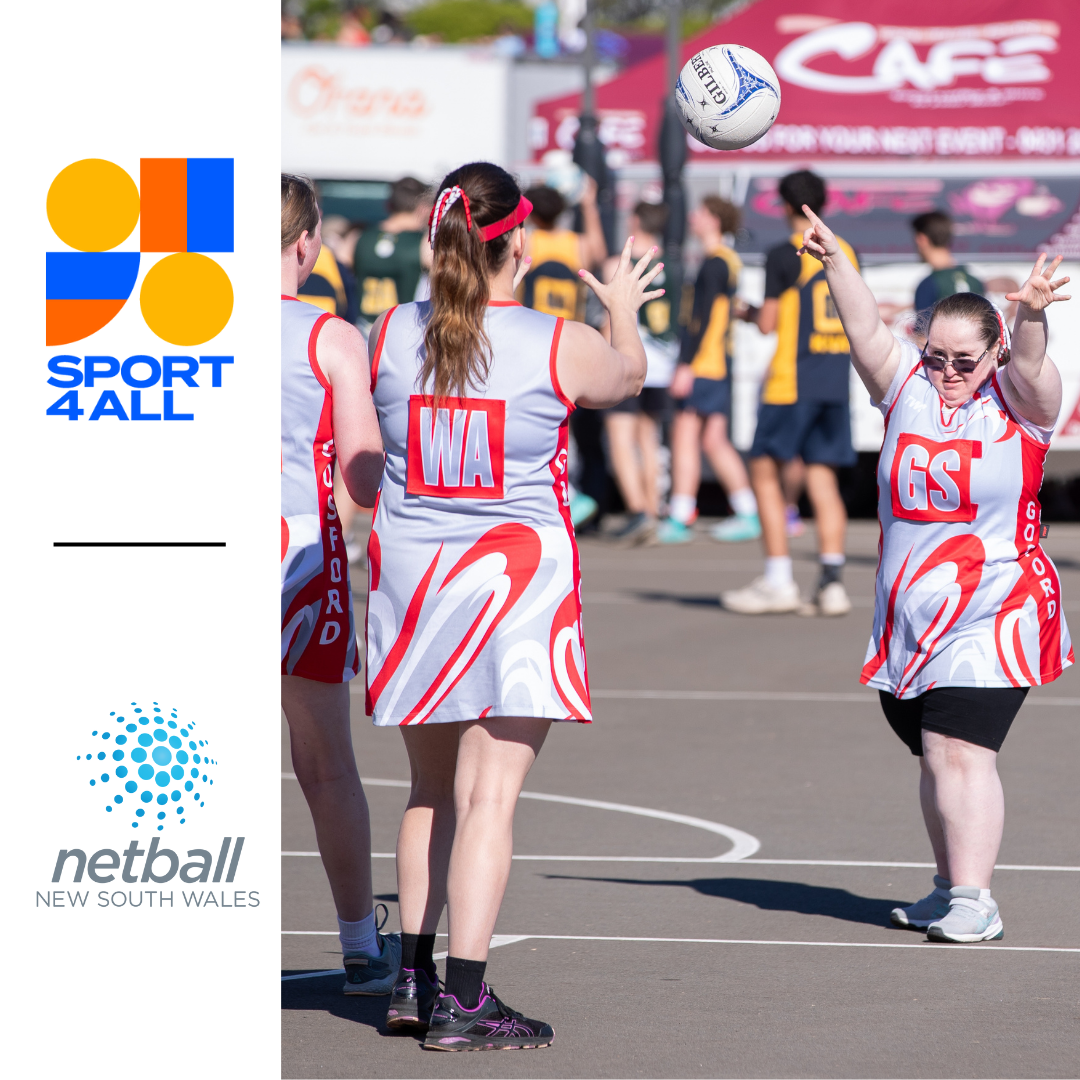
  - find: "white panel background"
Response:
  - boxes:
[1,3,281,1075]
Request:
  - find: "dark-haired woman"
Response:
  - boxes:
[365,162,660,1048]
[799,205,1073,943]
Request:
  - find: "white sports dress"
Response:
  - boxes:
[365,300,591,726]
[861,340,1073,698]
[281,297,359,683]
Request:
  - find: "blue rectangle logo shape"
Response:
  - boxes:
[186,158,234,253]
[46,252,141,300]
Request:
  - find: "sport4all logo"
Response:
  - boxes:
[77,701,217,833]
[45,157,234,422]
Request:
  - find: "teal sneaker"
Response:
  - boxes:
[709,512,761,543]
[343,907,402,995]
[656,518,693,544]
[569,492,599,528]
[890,875,952,930]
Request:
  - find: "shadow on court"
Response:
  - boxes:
[281,973,423,1041]
[631,591,721,608]
[546,875,903,926]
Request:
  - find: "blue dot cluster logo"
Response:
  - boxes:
[77,701,216,832]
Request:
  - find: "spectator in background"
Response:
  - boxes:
[601,202,676,544]
[354,177,432,335]
[659,196,759,544]
[320,215,362,326]
[297,230,350,320]
[521,180,608,529]
[912,212,983,314]
[726,170,856,616]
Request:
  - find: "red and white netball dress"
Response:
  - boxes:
[365,301,590,725]
[281,296,359,683]
[861,340,1073,698]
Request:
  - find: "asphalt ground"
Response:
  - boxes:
[282,520,1080,1079]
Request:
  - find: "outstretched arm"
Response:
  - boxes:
[799,205,901,404]
[998,255,1068,430]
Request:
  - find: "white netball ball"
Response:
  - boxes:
[675,44,781,151]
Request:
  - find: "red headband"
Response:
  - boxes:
[478,195,533,241]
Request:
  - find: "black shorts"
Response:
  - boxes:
[879,686,1029,755]
[677,376,730,416]
[606,386,671,420]
[750,400,856,466]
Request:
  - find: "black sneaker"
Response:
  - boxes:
[386,967,439,1032]
[422,985,553,1051]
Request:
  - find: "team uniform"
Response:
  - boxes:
[678,245,743,416]
[281,296,360,683]
[354,228,425,322]
[608,255,676,418]
[520,229,586,322]
[365,300,591,726]
[861,340,1073,711]
[751,233,858,466]
[914,266,984,315]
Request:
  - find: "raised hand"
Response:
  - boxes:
[579,236,665,315]
[797,204,840,261]
[1006,254,1071,312]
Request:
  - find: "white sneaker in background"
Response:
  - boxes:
[721,576,801,614]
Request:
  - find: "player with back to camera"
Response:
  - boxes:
[911,211,984,316]
[279,175,402,992]
[798,204,1073,942]
[725,170,857,616]
[365,161,659,1050]
[658,195,760,544]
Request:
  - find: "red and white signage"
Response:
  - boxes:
[890,433,981,523]
[532,1,1080,161]
[406,396,506,499]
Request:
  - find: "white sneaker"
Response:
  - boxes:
[799,580,852,617]
[890,875,952,930]
[927,888,1004,943]
[721,576,801,614]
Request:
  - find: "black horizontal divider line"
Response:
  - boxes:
[54,542,227,548]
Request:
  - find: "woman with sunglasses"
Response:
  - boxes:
[798,205,1073,943]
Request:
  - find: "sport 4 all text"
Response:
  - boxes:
[45,354,233,421]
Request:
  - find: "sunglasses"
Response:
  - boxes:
[920,347,989,376]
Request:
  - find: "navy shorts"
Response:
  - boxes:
[677,376,730,416]
[879,687,1028,755]
[607,386,671,420]
[750,400,856,466]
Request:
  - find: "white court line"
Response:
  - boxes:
[281,775,1079,870]
[280,931,1079,956]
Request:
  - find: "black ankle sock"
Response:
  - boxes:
[443,956,487,1010]
[399,933,438,981]
[819,562,843,588]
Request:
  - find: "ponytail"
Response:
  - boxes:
[422,162,523,402]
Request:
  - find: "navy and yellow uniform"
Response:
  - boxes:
[750,233,858,466]
[298,246,348,318]
[678,245,742,416]
[353,228,424,319]
[519,229,586,321]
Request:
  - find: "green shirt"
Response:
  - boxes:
[353,228,424,318]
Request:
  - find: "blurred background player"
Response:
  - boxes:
[658,196,759,544]
[912,211,984,315]
[725,170,855,615]
[602,202,677,544]
[319,214,362,326]
[297,211,350,321]
[280,174,399,995]
[521,179,608,529]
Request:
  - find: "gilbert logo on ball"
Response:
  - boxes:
[77,702,217,832]
[676,45,781,151]
[46,157,234,347]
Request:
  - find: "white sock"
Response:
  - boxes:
[668,494,696,524]
[729,488,757,517]
[339,911,379,957]
[819,552,845,566]
[978,888,992,902]
[764,556,793,590]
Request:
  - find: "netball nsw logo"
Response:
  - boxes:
[76,701,218,833]
[46,157,234,347]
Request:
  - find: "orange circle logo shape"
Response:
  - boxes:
[140,252,234,345]
[47,159,140,252]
